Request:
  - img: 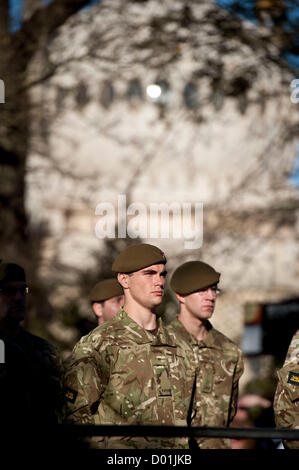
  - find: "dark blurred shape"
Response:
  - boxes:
[230,393,280,449]
[0,262,64,447]
[183,81,199,110]
[242,298,299,360]
[75,81,90,108]
[262,298,299,358]
[100,80,114,109]
[127,78,144,103]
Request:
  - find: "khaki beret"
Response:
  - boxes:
[170,261,220,295]
[112,243,166,273]
[89,278,123,303]
[0,263,26,285]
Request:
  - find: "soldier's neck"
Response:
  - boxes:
[123,301,157,330]
[178,311,208,342]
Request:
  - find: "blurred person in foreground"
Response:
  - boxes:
[89,278,123,326]
[0,261,64,445]
[63,244,194,449]
[169,260,244,449]
[230,393,280,449]
[274,329,299,449]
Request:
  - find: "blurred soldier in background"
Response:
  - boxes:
[169,260,244,449]
[63,244,194,449]
[230,393,281,449]
[0,262,64,445]
[274,329,299,449]
[89,278,123,325]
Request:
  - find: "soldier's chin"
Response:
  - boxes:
[9,309,25,322]
[149,298,163,308]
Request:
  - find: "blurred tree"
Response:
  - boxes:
[1,0,298,354]
[0,0,97,266]
[217,0,299,69]
[2,0,297,268]
[0,0,102,350]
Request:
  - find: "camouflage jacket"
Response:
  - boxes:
[63,308,194,449]
[0,328,64,426]
[168,318,244,449]
[274,329,299,449]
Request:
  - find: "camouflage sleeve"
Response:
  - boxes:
[63,343,105,424]
[229,349,244,423]
[274,331,299,449]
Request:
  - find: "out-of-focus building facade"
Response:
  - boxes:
[26,0,299,385]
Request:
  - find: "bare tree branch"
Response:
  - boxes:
[0,0,10,37]
[18,0,96,46]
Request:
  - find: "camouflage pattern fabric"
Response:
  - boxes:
[274,329,299,449]
[63,308,194,449]
[168,318,244,449]
[0,328,64,426]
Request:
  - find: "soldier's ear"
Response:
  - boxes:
[117,272,129,289]
[92,302,103,320]
[175,292,185,304]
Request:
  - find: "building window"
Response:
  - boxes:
[211,88,224,111]
[183,81,199,109]
[146,80,172,105]
[55,86,68,113]
[100,81,114,109]
[127,78,143,103]
[75,82,89,108]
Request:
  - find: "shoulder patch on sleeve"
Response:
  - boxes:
[65,388,78,403]
[287,371,299,386]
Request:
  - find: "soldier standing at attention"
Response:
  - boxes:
[89,278,124,325]
[169,261,244,449]
[274,329,299,449]
[63,244,193,449]
[0,262,64,445]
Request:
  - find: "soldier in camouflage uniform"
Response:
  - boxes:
[0,262,64,443]
[274,329,299,449]
[169,261,244,449]
[63,244,194,449]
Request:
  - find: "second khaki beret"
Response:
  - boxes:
[112,243,166,273]
[170,261,220,295]
[89,278,123,303]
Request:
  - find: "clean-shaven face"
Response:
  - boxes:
[102,295,124,322]
[183,286,218,321]
[123,264,167,310]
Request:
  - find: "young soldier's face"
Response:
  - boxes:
[93,295,124,325]
[119,264,167,310]
[180,286,217,321]
[102,295,124,321]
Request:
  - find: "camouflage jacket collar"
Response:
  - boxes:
[197,322,224,351]
[171,317,198,348]
[173,317,223,351]
[116,308,176,347]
